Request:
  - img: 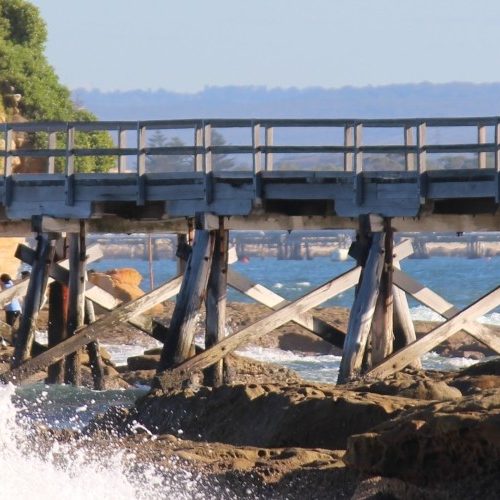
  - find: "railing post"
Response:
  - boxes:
[252,122,261,174]
[136,123,146,205]
[478,124,487,169]
[354,123,363,205]
[65,124,75,206]
[3,124,13,206]
[417,122,427,200]
[404,125,415,171]
[344,124,354,172]
[194,123,203,172]
[48,131,56,174]
[252,121,262,200]
[203,122,212,173]
[417,122,427,173]
[118,126,127,173]
[203,122,213,203]
[495,121,500,202]
[265,126,274,171]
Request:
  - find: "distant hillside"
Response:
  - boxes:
[73,83,500,121]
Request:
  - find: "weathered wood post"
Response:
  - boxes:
[47,236,67,383]
[84,289,105,390]
[13,228,57,367]
[371,219,394,365]
[348,215,373,369]
[393,275,422,369]
[65,220,86,386]
[158,221,215,371]
[204,218,229,387]
[338,217,385,384]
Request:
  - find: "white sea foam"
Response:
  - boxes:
[0,384,219,499]
[237,345,341,365]
[411,305,500,326]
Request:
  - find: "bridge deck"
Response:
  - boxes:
[2,117,500,233]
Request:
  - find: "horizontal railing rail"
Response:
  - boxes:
[3,117,500,176]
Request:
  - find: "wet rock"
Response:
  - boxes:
[459,357,500,376]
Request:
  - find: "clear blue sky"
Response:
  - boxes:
[30,0,500,93]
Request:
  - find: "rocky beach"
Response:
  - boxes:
[1,296,499,499]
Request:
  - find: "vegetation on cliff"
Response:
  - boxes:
[0,0,113,172]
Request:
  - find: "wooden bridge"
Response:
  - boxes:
[2,117,500,232]
[1,117,500,388]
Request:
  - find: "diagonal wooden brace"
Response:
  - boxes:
[156,265,363,386]
[1,276,184,384]
[16,243,182,335]
[228,239,415,349]
[393,268,500,354]
[366,286,500,379]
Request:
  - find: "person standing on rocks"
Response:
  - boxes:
[0,273,22,327]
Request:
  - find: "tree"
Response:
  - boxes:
[147,131,193,172]
[146,129,237,172]
[211,130,236,170]
[0,0,114,172]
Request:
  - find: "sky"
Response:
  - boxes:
[29,0,500,93]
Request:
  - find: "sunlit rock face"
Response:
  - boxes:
[89,268,164,315]
[345,384,500,485]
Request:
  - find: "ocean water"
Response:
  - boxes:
[0,384,221,500]
[2,255,498,499]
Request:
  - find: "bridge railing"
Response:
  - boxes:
[3,117,500,176]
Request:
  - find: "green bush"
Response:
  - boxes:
[0,0,114,172]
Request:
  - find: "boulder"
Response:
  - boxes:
[107,268,143,287]
[398,380,462,401]
[350,369,461,401]
[127,354,160,371]
[89,268,163,315]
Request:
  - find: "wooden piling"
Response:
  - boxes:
[47,236,67,383]
[13,233,56,367]
[84,276,105,390]
[158,229,215,371]
[393,282,422,370]
[371,220,394,365]
[204,221,229,387]
[337,231,385,384]
[65,221,86,386]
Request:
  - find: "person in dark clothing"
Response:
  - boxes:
[0,273,22,327]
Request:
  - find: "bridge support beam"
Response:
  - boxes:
[337,224,385,384]
[13,227,57,367]
[47,236,67,384]
[204,219,229,387]
[158,227,215,371]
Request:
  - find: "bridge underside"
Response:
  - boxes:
[0,169,499,234]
